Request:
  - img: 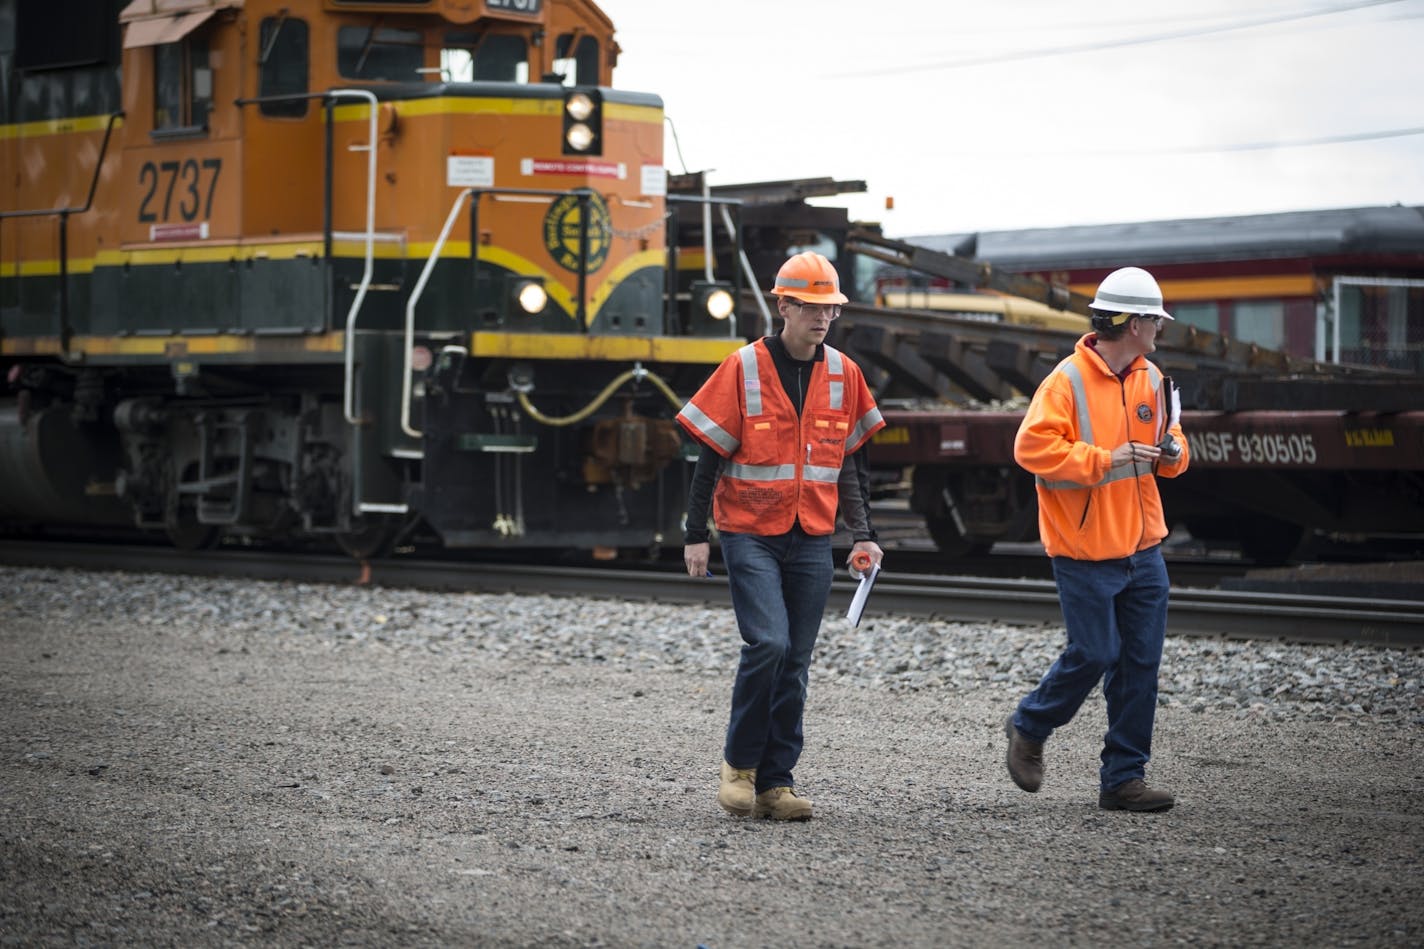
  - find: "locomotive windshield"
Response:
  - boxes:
[442,32,529,83]
[337,25,423,80]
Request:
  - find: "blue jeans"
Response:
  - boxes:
[719,527,834,792]
[1012,545,1169,791]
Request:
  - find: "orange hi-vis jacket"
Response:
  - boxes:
[676,339,885,536]
[1014,334,1190,561]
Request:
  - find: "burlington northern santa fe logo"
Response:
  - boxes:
[543,192,610,273]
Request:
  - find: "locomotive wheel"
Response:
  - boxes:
[166,509,218,551]
[335,518,398,560]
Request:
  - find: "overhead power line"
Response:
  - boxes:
[839,0,1408,78]
[933,125,1424,157]
[1152,125,1424,154]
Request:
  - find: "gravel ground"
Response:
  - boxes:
[2,565,1421,947]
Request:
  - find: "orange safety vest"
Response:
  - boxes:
[677,339,885,536]
[1014,334,1189,560]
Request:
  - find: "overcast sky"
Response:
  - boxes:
[601,0,1424,238]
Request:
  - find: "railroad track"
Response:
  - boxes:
[2,540,1419,647]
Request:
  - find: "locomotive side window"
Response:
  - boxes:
[259,17,309,117]
[337,25,423,80]
[153,35,212,135]
[442,32,528,83]
[551,33,598,86]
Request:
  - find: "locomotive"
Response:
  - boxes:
[1,0,745,557]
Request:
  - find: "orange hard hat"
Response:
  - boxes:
[770,251,848,304]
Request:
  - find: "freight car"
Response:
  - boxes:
[868,405,1424,564]
[1,0,745,556]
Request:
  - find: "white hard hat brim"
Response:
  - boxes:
[1089,296,1173,320]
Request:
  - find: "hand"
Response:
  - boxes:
[1112,441,1162,466]
[684,542,711,577]
[846,541,884,573]
[1161,373,1184,424]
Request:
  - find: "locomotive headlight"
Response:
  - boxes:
[510,276,548,315]
[565,92,595,122]
[565,122,594,152]
[703,287,735,321]
[561,88,602,155]
[689,280,738,336]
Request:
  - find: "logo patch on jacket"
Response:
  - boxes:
[1136,402,1154,423]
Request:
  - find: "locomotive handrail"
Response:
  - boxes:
[666,193,749,335]
[234,90,380,427]
[0,111,124,355]
[402,186,587,439]
[327,89,379,427]
[718,203,765,338]
[402,188,476,438]
[404,188,752,439]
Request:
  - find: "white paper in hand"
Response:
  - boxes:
[845,563,881,627]
[1168,384,1181,429]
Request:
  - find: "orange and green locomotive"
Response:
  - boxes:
[1,0,743,555]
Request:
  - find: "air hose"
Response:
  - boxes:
[513,364,685,427]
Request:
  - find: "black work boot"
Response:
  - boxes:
[1004,715,1044,793]
[1099,778,1174,813]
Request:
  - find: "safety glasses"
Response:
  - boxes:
[790,300,843,320]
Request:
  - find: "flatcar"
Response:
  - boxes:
[869,406,1424,564]
[1,0,744,556]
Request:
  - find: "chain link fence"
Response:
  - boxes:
[1331,278,1424,373]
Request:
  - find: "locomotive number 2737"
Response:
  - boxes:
[137,158,222,223]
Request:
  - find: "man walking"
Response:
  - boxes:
[678,251,884,821]
[1005,266,1190,813]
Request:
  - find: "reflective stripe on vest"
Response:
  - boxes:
[847,406,884,452]
[678,401,739,455]
[826,347,844,410]
[739,344,762,416]
[724,462,797,481]
[803,464,842,484]
[1035,359,1165,491]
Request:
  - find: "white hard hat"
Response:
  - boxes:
[1090,266,1173,320]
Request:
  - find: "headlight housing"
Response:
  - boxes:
[688,280,737,337]
[702,287,734,321]
[562,88,602,155]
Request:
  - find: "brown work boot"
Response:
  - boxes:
[753,786,812,821]
[1099,779,1174,813]
[1004,715,1044,793]
[717,760,756,816]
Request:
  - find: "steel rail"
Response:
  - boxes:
[1,542,1419,648]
